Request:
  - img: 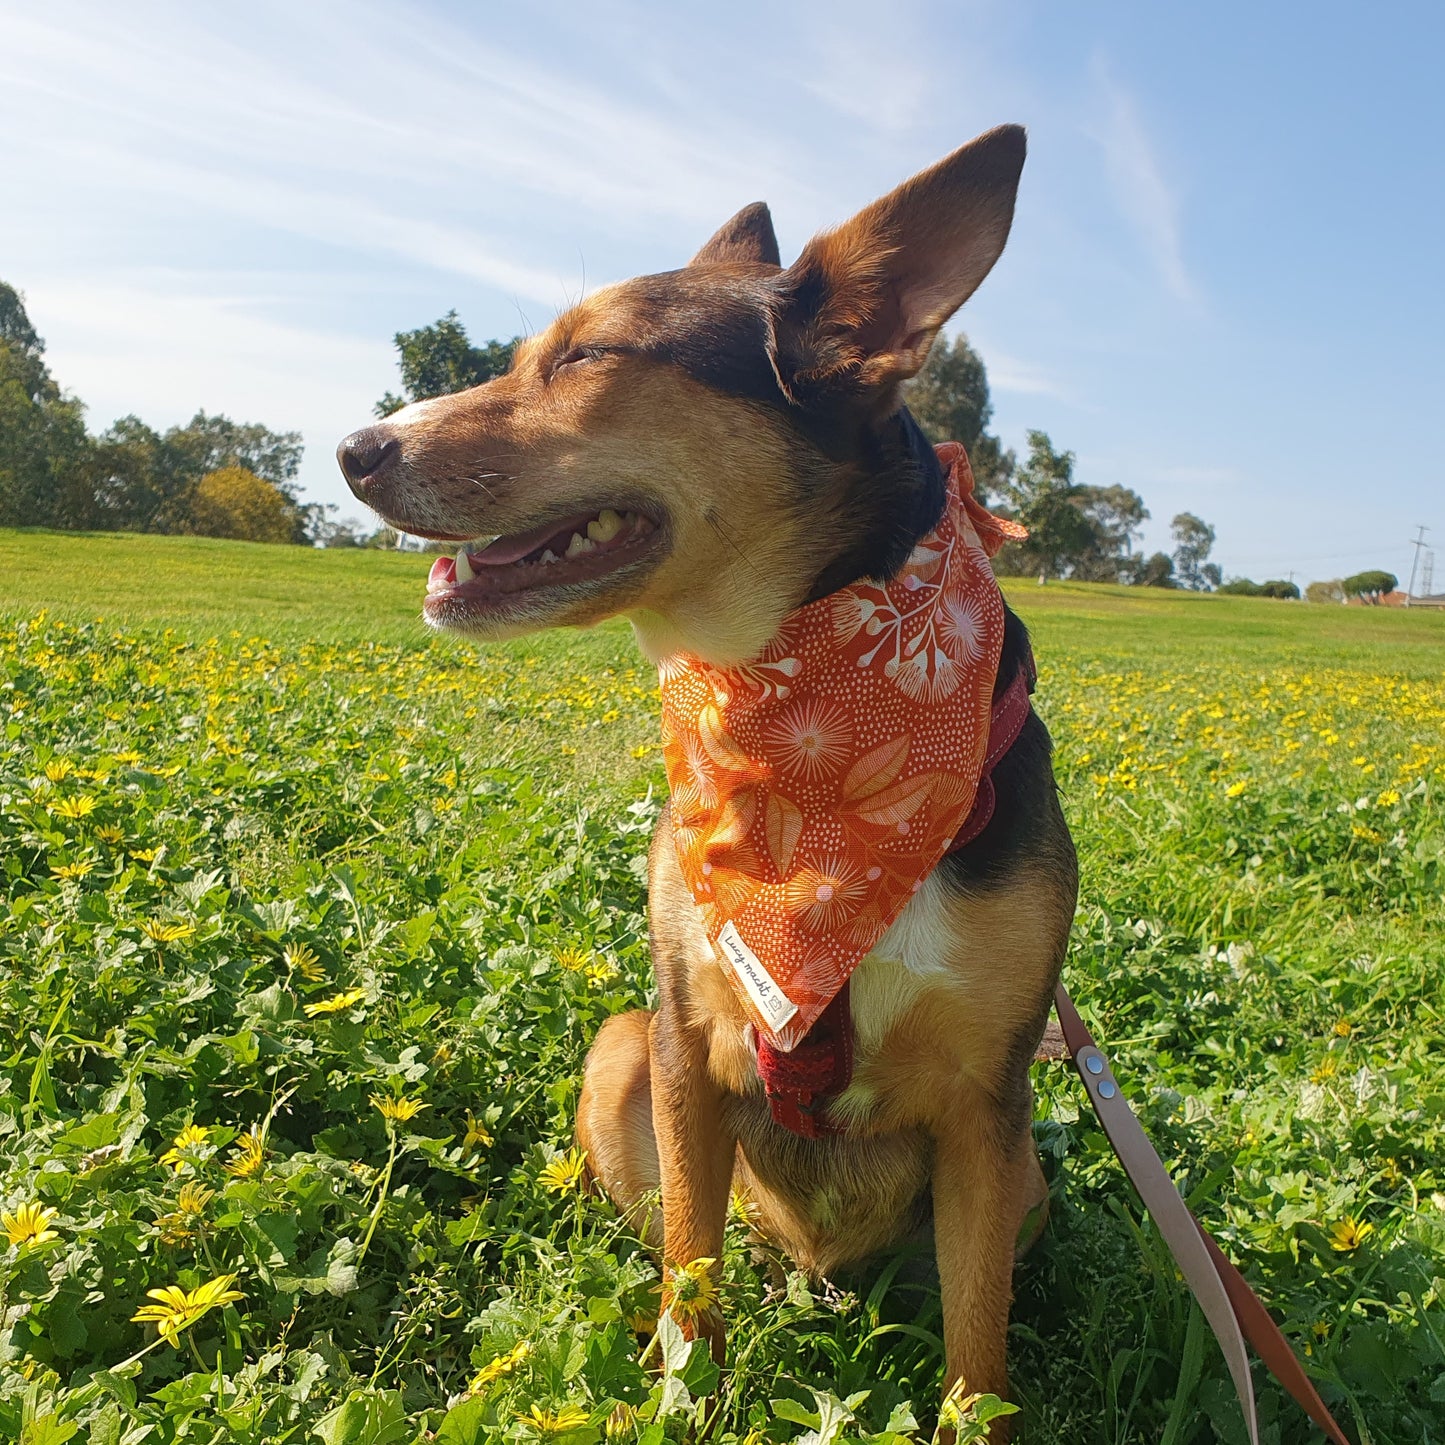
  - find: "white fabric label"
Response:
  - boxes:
[716,921,798,1033]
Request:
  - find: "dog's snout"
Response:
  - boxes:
[337,426,401,495]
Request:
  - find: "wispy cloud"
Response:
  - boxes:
[1089,57,1198,305]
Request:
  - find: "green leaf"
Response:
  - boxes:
[311,1388,409,1445]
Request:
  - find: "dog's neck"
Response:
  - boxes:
[627,410,951,667]
[804,409,950,604]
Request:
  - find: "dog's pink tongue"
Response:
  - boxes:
[427,555,453,587]
[472,513,593,566]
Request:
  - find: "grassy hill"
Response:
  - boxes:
[1,525,1442,1443]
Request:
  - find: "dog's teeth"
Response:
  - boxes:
[539,549,558,565]
[588,509,623,544]
[454,549,474,583]
[565,531,595,558]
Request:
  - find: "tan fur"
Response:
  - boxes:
[347,127,1067,1431]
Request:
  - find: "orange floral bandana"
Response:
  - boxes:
[659,442,1026,1051]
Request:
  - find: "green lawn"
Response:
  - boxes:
[1,527,1442,1444]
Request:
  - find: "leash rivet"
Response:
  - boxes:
[1085,1055,1104,1075]
[1098,1080,1117,1099]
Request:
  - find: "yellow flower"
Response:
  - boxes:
[283,941,325,983]
[131,1273,244,1346]
[584,957,619,988]
[224,1126,265,1179]
[605,1402,638,1440]
[1310,1057,1337,1084]
[468,1339,532,1393]
[143,919,195,944]
[130,847,160,863]
[1225,780,1248,798]
[159,1124,213,1170]
[463,1111,493,1154]
[95,825,124,844]
[175,1181,215,1214]
[1334,1018,1353,1037]
[554,945,592,973]
[304,986,366,1017]
[538,1147,588,1195]
[51,860,95,880]
[371,1094,426,1124]
[518,1403,590,1435]
[3,1202,60,1248]
[1328,1217,1374,1252]
[1376,788,1401,806]
[666,1256,720,1325]
[44,758,75,782]
[51,796,97,819]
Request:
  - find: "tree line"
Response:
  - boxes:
[0,281,329,544]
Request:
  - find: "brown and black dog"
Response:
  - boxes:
[338,124,1077,1421]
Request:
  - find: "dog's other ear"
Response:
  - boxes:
[690,202,781,267]
[773,125,1025,406]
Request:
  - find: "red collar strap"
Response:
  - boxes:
[755,645,1035,1138]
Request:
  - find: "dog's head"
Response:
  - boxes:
[338,125,1025,664]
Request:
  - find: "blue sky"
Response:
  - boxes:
[3,0,1441,586]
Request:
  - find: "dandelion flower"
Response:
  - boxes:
[1225,781,1248,798]
[95,825,124,844]
[463,1112,493,1154]
[3,1202,59,1248]
[130,847,160,864]
[159,1124,213,1171]
[131,1273,244,1346]
[554,945,592,973]
[283,941,325,983]
[51,860,95,880]
[304,986,366,1017]
[517,1403,590,1435]
[1334,1018,1353,1037]
[175,1181,215,1215]
[666,1256,720,1325]
[51,796,97,820]
[605,1403,638,1440]
[538,1147,588,1195]
[371,1094,426,1124]
[1328,1216,1373,1252]
[44,758,75,782]
[584,957,619,988]
[224,1126,266,1179]
[468,1339,532,1393]
[143,919,195,944]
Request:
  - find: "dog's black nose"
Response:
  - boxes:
[337,427,401,494]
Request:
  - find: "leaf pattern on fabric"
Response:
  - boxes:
[658,443,1025,1050]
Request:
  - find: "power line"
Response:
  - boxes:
[1406,524,1430,605]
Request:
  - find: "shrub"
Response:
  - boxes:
[188,467,299,544]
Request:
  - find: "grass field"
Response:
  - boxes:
[1,528,1443,1444]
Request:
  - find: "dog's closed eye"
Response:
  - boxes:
[551,345,618,377]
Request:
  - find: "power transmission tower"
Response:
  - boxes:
[1421,550,1435,598]
[1405,525,1430,605]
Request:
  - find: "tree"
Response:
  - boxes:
[187,467,300,543]
[0,282,95,530]
[1306,579,1345,605]
[376,312,518,417]
[1342,570,1398,603]
[997,432,1094,583]
[1219,577,1300,599]
[903,332,1014,502]
[1071,485,1150,581]
[1132,552,1176,588]
[1170,512,1218,591]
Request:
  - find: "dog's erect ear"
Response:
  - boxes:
[772,125,1025,405]
[689,202,782,267]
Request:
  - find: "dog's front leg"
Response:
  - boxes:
[648,1004,734,1359]
[931,1089,1033,1434]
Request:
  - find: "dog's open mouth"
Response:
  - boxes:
[422,505,663,622]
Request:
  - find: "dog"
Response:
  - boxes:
[338,124,1077,1426]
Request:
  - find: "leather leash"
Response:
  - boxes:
[1053,984,1354,1445]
